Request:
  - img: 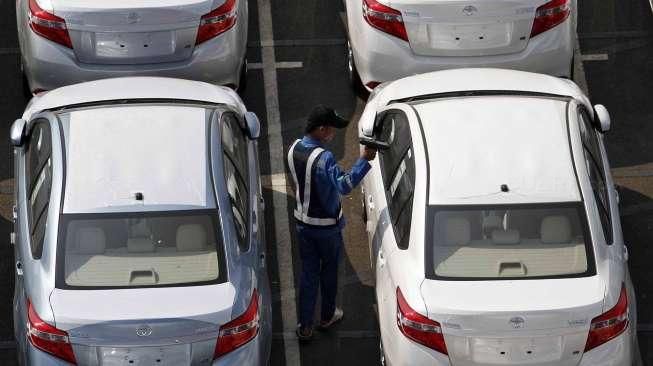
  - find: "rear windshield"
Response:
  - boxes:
[56,210,227,289]
[425,204,595,280]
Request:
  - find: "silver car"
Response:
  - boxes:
[16,0,248,94]
[10,77,271,365]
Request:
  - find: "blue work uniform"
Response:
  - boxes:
[287,136,371,328]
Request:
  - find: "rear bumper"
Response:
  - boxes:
[26,341,73,366]
[350,16,574,91]
[19,20,246,93]
[213,332,268,366]
[579,326,634,365]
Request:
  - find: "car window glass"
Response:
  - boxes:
[221,113,250,251]
[578,109,603,172]
[377,112,410,188]
[25,120,53,259]
[378,110,414,249]
[584,150,613,244]
[59,211,226,288]
[428,205,593,279]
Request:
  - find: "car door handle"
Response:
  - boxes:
[378,250,386,267]
[260,253,266,268]
[367,195,375,210]
[15,261,23,276]
[623,245,629,262]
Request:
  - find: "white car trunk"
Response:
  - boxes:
[51,0,214,64]
[420,277,604,365]
[388,0,545,57]
[50,283,235,365]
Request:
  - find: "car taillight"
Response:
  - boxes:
[196,0,238,45]
[396,288,447,354]
[362,0,408,42]
[530,0,570,37]
[585,285,629,352]
[28,0,72,48]
[214,289,259,359]
[26,299,76,364]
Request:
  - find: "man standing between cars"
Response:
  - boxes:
[287,105,377,341]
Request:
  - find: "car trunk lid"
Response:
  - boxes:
[50,0,214,64]
[389,0,544,56]
[420,277,604,365]
[50,283,235,365]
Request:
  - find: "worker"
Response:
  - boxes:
[287,105,377,341]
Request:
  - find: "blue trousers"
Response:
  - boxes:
[296,225,343,328]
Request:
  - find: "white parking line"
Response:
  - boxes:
[249,61,304,70]
[256,0,302,365]
[581,53,609,61]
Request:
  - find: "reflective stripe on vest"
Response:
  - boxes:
[287,140,343,226]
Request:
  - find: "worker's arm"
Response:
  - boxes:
[317,150,371,196]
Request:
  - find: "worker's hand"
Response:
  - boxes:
[361,146,377,161]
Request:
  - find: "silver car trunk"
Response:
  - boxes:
[50,284,235,365]
[51,0,214,65]
[388,0,546,57]
[420,277,604,365]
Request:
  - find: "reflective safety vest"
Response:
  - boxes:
[287,139,343,226]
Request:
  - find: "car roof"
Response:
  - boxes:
[58,104,216,213]
[414,95,582,205]
[22,76,245,120]
[369,68,592,116]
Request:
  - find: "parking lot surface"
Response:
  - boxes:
[0,0,651,365]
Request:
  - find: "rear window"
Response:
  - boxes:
[56,210,227,289]
[425,203,596,280]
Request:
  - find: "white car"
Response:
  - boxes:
[16,0,248,94]
[359,69,640,365]
[345,0,576,90]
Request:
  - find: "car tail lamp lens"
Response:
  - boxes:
[585,285,629,352]
[530,0,570,37]
[26,299,77,364]
[196,0,238,45]
[362,0,408,42]
[214,289,259,359]
[28,0,72,48]
[396,288,447,354]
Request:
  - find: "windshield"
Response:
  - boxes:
[425,203,595,280]
[57,210,226,289]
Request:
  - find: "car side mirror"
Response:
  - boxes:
[244,111,260,140]
[10,119,27,147]
[358,112,390,150]
[594,104,611,132]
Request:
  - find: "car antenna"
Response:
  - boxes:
[500,184,509,193]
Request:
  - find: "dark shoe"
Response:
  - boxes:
[318,307,344,330]
[296,325,313,342]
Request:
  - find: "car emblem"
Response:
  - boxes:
[135,325,152,337]
[127,12,141,24]
[462,5,478,16]
[509,317,525,329]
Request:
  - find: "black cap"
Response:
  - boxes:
[305,105,349,133]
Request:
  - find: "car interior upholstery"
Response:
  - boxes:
[63,217,219,287]
[433,209,588,278]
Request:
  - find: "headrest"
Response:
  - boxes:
[127,238,155,253]
[443,217,471,246]
[541,215,572,244]
[491,229,520,245]
[176,224,207,252]
[76,227,106,254]
[482,215,503,232]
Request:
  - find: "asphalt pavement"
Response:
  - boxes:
[0,0,650,365]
